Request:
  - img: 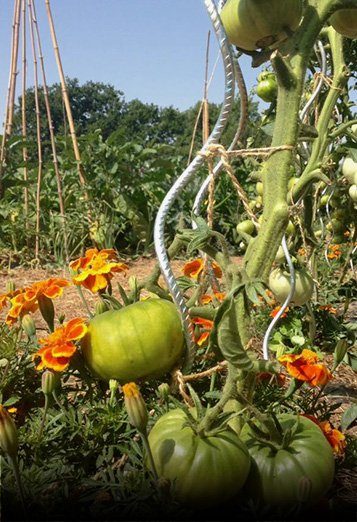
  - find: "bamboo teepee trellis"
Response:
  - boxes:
[0,0,90,262]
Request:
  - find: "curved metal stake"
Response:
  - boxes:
[262,236,296,360]
[154,0,235,373]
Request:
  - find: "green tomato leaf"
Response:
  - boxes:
[341,404,357,431]
[216,296,253,371]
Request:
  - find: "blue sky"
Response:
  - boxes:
[0,0,260,122]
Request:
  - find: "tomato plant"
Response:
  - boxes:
[81,299,184,382]
[148,408,251,508]
[240,414,335,510]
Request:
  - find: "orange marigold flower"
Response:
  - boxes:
[270,306,289,318]
[319,304,337,314]
[200,291,226,305]
[318,421,346,456]
[70,248,128,293]
[23,278,70,301]
[34,318,87,372]
[327,244,342,260]
[278,348,332,387]
[6,292,38,326]
[182,258,222,280]
[4,278,70,326]
[298,247,307,257]
[303,415,346,456]
[192,316,214,346]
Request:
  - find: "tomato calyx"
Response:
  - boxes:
[246,413,300,453]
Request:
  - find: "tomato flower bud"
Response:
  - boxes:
[41,370,60,396]
[122,382,148,434]
[0,405,19,458]
[21,314,36,338]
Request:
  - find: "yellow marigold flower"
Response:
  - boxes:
[182,258,222,280]
[70,248,128,293]
[34,318,87,372]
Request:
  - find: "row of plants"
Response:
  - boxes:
[0,0,357,520]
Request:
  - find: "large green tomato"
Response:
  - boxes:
[269,266,314,306]
[148,408,251,508]
[81,299,184,383]
[240,414,335,511]
[330,8,357,39]
[220,0,303,51]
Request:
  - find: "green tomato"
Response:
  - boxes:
[240,414,335,511]
[269,266,314,306]
[220,0,303,51]
[349,184,357,203]
[331,218,344,233]
[237,219,255,235]
[256,76,277,103]
[342,157,357,185]
[148,408,251,508]
[330,8,357,39]
[319,194,330,207]
[81,299,184,383]
[286,220,295,236]
[256,181,264,195]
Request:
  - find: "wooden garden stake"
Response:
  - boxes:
[21,0,29,234]
[29,0,69,261]
[27,0,44,261]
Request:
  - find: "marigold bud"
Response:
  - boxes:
[21,314,36,338]
[157,383,170,401]
[109,379,119,393]
[122,382,148,433]
[95,300,109,315]
[41,370,61,396]
[38,295,55,331]
[0,405,18,458]
[6,281,15,293]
